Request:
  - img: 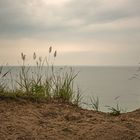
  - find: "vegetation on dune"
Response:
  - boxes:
[105,102,126,116]
[0,46,127,114]
[0,47,81,106]
[90,96,100,111]
[0,66,10,93]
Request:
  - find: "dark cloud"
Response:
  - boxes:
[62,0,140,23]
[0,0,139,39]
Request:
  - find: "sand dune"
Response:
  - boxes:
[0,98,140,140]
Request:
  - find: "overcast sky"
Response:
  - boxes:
[0,0,140,65]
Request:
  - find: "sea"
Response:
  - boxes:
[1,66,140,112]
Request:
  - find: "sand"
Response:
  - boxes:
[0,98,140,140]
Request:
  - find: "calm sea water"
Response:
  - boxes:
[1,66,140,112]
[74,66,140,112]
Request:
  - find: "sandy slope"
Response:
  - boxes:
[0,98,140,140]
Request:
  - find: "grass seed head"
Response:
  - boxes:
[21,53,26,61]
[39,57,42,62]
[54,51,57,58]
[33,52,36,60]
[49,46,52,53]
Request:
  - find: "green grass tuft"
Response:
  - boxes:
[106,103,126,116]
[90,96,100,111]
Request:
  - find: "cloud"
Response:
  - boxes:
[0,0,139,39]
[61,0,140,24]
[0,0,140,65]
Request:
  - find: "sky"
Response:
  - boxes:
[0,0,140,66]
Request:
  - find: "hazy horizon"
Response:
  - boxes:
[1,64,140,67]
[0,0,140,66]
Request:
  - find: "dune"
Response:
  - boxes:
[0,98,140,140]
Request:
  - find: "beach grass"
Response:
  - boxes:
[90,96,100,111]
[105,103,126,116]
[0,47,81,106]
[0,47,128,114]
